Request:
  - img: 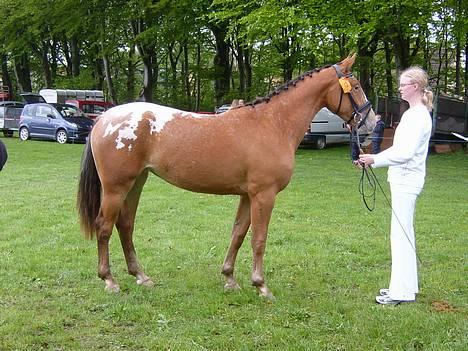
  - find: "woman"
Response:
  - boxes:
[359,67,433,305]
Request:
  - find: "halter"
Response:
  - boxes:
[332,64,372,129]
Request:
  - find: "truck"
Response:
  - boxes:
[0,101,25,137]
[300,108,351,149]
[39,89,114,119]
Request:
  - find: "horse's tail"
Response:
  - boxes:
[77,141,101,240]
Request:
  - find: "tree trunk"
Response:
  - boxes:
[209,22,231,106]
[183,42,191,110]
[195,42,201,111]
[392,29,410,72]
[126,45,136,102]
[141,55,154,102]
[384,40,394,98]
[1,52,13,98]
[244,47,252,100]
[357,36,378,98]
[50,37,58,82]
[102,52,117,104]
[236,41,246,97]
[70,36,80,77]
[13,54,32,93]
[131,19,156,102]
[168,42,182,105]
[455,37,461,96]
[62,37,72,76]
[465,32,468,101]
[94,56,104,90]
[40,41,53,88]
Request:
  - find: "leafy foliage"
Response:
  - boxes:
[0,0,466,108]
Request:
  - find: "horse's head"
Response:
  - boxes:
[326,54,376,135]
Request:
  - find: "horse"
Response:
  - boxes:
[77,54,376,299]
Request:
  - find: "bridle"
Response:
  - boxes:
[332,64,372,129]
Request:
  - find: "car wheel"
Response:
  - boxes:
[19,127,30,141]
[56,129,68,144]
[314,136,326,150]
[2,130,13,137]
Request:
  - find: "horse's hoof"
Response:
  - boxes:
[258,287,275,301]
[224,282,241,291]
[105,282,120,293]
[137,278,154,287]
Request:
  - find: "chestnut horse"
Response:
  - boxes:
[77,54,376,299]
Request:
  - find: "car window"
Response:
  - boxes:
[82,104,92,113]
[93,105,107,113]
[23,105,34,116]
[56,104,83,118]
[36,105,54,118]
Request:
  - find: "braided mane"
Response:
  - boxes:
[239,64,333,108]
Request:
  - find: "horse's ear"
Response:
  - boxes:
[341,53,357,73]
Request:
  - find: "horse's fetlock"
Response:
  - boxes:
[251,274,264,287]
[98,270,110,280]
[221,265,234,276]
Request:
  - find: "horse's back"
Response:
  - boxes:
[91,102,293,194]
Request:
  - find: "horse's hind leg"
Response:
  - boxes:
[95,191,127,292]
[116,171,153,287]
[222,195,251,290]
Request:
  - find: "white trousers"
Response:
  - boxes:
[388,183,421,301]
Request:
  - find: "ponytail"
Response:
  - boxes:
[422,88,434,111]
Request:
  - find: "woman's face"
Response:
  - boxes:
[398,75,418,102]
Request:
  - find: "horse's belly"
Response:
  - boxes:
[150,158,248,195]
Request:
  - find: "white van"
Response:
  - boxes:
[300,108,350,149]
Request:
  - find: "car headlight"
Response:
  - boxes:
[68,122,78,129]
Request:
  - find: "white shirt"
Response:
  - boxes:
[372,105,432,189]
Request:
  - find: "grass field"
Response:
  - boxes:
[0,137,466,350]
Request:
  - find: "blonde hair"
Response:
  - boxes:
[400,66,433,111]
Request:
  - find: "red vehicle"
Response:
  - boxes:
[65,99,114,120]
[0,86,11,101]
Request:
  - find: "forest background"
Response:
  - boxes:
[0,0,467,112]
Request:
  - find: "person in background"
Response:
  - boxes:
[348,124,367,164]
[359,67,433,305]
[0,139,8,171]
[371,114,385,154]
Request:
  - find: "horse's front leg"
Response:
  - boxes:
[222,194,251,290]
[249,189,276,300]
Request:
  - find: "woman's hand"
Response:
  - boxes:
[359,154,375,167]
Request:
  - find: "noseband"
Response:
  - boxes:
[332,64,372,129]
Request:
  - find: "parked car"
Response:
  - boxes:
[215,104,231,114]
[0,101,25,137]
[18,102,94,144]
[65,99,114,120]
[300,108,350,149]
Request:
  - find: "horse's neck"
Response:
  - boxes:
[268,68,333,147]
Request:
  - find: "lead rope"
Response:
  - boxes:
[359,165,376,211]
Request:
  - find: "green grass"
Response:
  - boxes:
[0,137,466,350]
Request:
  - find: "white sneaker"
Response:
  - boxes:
[379,288,389,296]
[375,295,415,305]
